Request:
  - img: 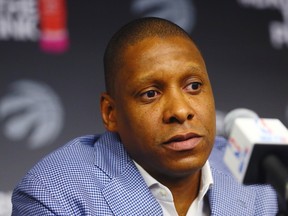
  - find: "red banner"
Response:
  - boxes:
[38,0,69,53]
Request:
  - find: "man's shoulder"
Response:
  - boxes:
[23,134,100,183]
[12,133,129,215]
[34,134,100,168]
[22,132,130,183]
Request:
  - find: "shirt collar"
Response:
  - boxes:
[134,160,214,201]
[199,161,214,201]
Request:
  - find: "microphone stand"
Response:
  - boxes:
[262,155,288,216]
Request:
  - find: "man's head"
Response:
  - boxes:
[101,17,215,182]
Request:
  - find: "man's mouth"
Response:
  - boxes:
[163,133,202,151]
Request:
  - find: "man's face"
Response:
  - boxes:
[107,36,215,180]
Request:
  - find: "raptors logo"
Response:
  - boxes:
[0,80,64,149]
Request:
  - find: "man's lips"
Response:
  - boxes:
[163,133,202,151]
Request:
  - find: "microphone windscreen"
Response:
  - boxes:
[223,108,259,138]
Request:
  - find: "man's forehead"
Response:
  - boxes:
[122,36,198,60]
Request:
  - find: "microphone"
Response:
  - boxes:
[223,108,259,138]
[223,108,288,213]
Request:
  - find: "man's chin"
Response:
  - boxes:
[156,160,204,179]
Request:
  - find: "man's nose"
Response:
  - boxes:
[162,91,194,124]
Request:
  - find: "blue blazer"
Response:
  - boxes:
[12,132,278,215]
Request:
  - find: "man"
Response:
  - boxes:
[12,17,278,215]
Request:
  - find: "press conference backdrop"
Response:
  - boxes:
[1,0,288,214]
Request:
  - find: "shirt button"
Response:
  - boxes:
[159,189,167,197]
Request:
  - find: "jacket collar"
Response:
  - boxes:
[94,132,162,215]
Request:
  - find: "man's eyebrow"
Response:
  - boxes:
[136,76,162,85]
[186,65,205,74]
[170,66,204,81]
[137,66,205,82]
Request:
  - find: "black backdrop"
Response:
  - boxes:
[1,0,287,214]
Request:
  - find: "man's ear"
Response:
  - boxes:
[100,93,118,132]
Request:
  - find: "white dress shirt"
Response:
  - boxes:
[134,161,213,216]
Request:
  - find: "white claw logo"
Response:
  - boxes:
[131,0,196,33]
[0,80,64,149]
[238,0,288,49]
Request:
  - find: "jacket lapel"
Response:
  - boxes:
[94,132,162,215]
[102,161,162,215]
[208,167,256,215]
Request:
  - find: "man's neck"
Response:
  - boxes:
[158,171,201,216]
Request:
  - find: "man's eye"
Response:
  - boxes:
[191,82,201,90]
[138,89,161,103]
[186,82,202,92]
[145,90,157,98]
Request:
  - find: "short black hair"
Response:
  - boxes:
[103,17,192,96]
